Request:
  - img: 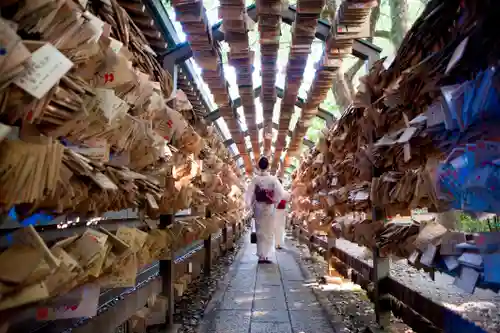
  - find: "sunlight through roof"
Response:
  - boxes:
[160,0,391,172]
[229,143,239,156]
[216,118,231,140]
[255,97,263,124]
[236,106,248,132]
[244,136,252,151]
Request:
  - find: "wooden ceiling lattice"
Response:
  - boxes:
[171,0,254,174]
[220,0,260,164]
[257,0,282,158]
[269,0,326,173]
[165,0,381,177]
[281,0,377,175]
[118,0,168,52]
[177,68,210,118]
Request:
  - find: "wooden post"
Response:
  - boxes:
[367,47,380,72]
[231,222,236,249]
[371,164,391,330]
[326,234,336,276]
[373,247,391,330]
[222,223,228,255]
[159,214,174,327]
[308,231,314,254]
[204,210,212,277]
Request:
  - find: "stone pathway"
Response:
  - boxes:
[198,236,336,333]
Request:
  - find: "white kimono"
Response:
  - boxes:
[245,171,287,260]
[274,193,290,247]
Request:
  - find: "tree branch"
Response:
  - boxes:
[389,0,410,48]
[374,30,391,40]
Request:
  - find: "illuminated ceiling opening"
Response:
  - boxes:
[160,0,381,176]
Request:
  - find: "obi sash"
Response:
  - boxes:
[277,200,286,209]
[255,185,274,204]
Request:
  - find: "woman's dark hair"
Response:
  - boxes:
[258,156,269,170]
[278,179,283,184]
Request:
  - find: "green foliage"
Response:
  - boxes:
[305,117,326,144]
[320,90,341,117]
[220,41,230,64]
[457,213,494,232]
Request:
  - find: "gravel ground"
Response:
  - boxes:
[334,239,500,333]
[165,226,499,333]
[290,230,500,333]
[288,235,413,333]
[172,229,248,333]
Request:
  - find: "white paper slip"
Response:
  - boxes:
[458,252,483,269]
[79,0,88,7]
[453,266,479,294]
[36,283,100,320]
[443,256,460,271]
[420,244,438,267]
[408,250,420,265]
[0,123,11,142]
[94,88,129,123]
[109,37,123,54]
[14,43,73,99]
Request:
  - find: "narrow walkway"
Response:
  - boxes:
[199,235,335,333]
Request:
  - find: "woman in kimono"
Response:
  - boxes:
[245,156,287,263]
[274,179,289,249]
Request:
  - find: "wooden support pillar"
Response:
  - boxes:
[222,223,228,255]
[371,164,391,330]
[204,210,212,277]
[230,222,236,249]
[373,247,391,330]
[326,234,336,277]
[308,233,314,254]
[159,214,174,327]
[367,47,380,71]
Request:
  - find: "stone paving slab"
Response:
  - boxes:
[198,234,337,333]
[250,322,293,333]
[251,310,290,323]
[205,310,251,333]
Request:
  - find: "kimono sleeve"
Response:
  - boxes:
[244,177,256,208]
[274,177,289,203]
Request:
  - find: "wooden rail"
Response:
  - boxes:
[5,216,249,333]
[292,224,487,333]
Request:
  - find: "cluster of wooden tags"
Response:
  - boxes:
[171,0,253,173]
[282,0,375,171]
